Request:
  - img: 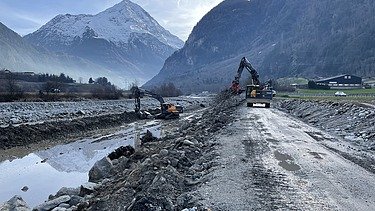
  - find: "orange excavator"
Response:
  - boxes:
[132,86,183,119]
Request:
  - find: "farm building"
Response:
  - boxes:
[315,74,362,89]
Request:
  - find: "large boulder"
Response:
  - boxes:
[79,182,98,197]
[33,195,70,211]
[0,195,30,211]
[88,157,113,183]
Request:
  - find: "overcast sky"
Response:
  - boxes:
[0,0,223,41]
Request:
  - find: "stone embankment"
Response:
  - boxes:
[275,99,375,150]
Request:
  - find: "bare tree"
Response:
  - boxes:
[4,72,22,101]
[6,73,17,96]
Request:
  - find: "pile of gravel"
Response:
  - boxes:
[275,99,375,150]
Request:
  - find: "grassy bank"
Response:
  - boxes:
[276,88,375,103]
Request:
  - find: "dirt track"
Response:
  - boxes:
[196,105,375,210]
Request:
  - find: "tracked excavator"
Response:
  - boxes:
[132,86,183,119]
[230,57,273,108]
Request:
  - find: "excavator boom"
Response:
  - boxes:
[235,57,260,85]
[230,57,273,108]
[131,86,183,119]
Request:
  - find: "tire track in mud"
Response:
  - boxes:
[248,108,375,210]
[242,137,300,210]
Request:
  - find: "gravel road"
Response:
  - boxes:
[196,104,375,210]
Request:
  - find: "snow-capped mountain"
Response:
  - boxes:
[25,0,184,86]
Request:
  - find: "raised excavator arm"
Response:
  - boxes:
[133,86,164,112]
[231,57,260,94]
[230,57,273,108]
[132,86,183,119]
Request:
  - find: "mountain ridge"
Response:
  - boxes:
[144,0,375,93]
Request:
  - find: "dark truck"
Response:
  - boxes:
[230,57,273,108]
[245,85,273,108]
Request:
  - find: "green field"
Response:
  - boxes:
[276,88,375,103]
[296,88,375,95]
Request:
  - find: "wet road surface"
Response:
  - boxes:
[198,104,375,210]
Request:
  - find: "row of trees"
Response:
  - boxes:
[88,77,112,86]
[1,69,182,101]
[0,70,75,83]
[38,73,74,83]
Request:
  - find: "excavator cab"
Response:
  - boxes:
[246,85,273,108]
[157,103,183,119]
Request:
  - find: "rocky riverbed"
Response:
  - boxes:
[0,95,212,153]
[0,96,212,127]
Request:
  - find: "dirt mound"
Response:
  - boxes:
[275,99,375,150]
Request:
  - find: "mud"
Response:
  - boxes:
[242,138,300,209]
[274,151,301,171]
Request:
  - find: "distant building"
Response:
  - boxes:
[363,77,375,88]
[0,69,11,74]
[18,72,35,76]
[315,74,362,89]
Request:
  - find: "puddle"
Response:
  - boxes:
[278,160,301,171]
[274,151,301,171]
[0,120,162,207]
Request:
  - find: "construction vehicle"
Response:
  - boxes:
[230,57,273,108]
[132,86,183,119]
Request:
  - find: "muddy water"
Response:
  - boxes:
[0,120,161,208]
[274,150,301,171]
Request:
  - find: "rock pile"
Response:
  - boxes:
[275,99,375,150]
[0,195,30,211]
